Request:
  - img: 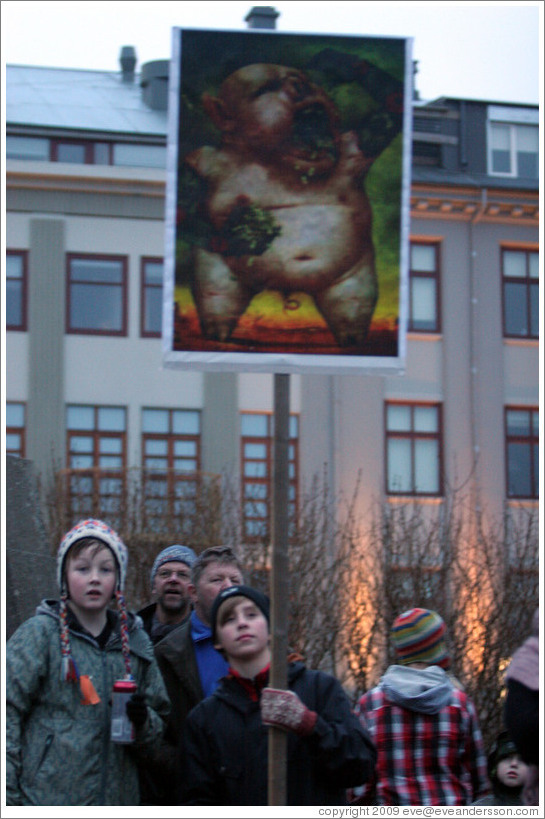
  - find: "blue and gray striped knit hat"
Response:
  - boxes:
[150,544,197,586]
[390,608,450,669]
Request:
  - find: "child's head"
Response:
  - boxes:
[390,608,451,669]
[57,519,130,682]
[57,519,128,596]
[488,731,528,796]
[64,539,118,614]
[211,585,270,660]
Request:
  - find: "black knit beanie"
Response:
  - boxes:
[211,584,270,643]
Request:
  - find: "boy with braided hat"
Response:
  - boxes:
[354,607,490,806]
[180,584,376,805]
[6,519,170,806]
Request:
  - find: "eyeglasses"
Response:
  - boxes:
[156,569,191,581]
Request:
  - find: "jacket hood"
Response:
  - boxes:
[380,663,455,714]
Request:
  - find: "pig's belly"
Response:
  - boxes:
[232,204,370,292]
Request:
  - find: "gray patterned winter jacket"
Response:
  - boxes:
[6,600,170,806]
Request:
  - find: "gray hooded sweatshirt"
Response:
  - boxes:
[380,664,455,713]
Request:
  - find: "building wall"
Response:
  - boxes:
[6,122,538,535]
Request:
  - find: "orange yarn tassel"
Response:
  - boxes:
[79,674,101,705]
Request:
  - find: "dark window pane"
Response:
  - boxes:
[517,151,538,178]
[6,135,49,159]
[94,143,110,164]
[144,261,163,285]
[530,282,539,337]
[144,287,162,333]
[57,143,86,163]
[71,259,123,283]
[70,284,123,331]
[507,442,531,496]
[6,254,24,328]
[492,149,511,173]
[507,409,530,437]
[6,279,23,326]
[504,282,528,336]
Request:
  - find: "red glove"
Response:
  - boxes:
[260,687,317,736]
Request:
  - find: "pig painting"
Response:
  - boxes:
[174,36,407,354]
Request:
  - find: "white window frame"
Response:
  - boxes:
[487,106,538,179]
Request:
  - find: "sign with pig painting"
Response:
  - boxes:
[163,27,412,373]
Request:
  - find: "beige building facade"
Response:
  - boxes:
[5,56,539,557]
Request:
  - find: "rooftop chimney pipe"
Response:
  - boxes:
[120,45,137,83]
[244,6,279,29]
[140,60,169,110]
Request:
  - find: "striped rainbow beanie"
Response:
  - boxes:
[390,608,450,669]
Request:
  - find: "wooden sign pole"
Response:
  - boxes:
[268,372,290,805]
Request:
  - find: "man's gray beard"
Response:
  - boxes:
[159,593,188,614]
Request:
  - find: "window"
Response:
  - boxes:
[241,412,299,540]
[112,143,166,168]
[67,254,127,335]
[6,402,26,457]
[411,141,442,167]
[52,140,92,164]
[6,135,49,160]
[386,403,443,495]
[505,407,539,499]
[6,135,165,167]
[409,242,440,332]
[502,248,538,339]
[142,409,201,531]
[66,405,126,521]
[488,106,538,178]
[141,258,163,337]
[6,250,28,331]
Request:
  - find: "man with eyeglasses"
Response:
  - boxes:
[138,544,197,645]
[151,545,244,804]
[135,544,197,804]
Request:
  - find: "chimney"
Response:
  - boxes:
[244,6,279,29]
[119,45,137,83]
[140,60,170,110]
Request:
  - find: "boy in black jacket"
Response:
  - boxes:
[179,585,376,805]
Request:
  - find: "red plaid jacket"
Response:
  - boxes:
[355,679,490,805]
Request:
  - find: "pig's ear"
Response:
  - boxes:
[202,93,236,133]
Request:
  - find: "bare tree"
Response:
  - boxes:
[44,465,538,749]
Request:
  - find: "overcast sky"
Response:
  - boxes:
[1,1,541,104]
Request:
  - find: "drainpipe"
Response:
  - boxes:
[468,188,487,511]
